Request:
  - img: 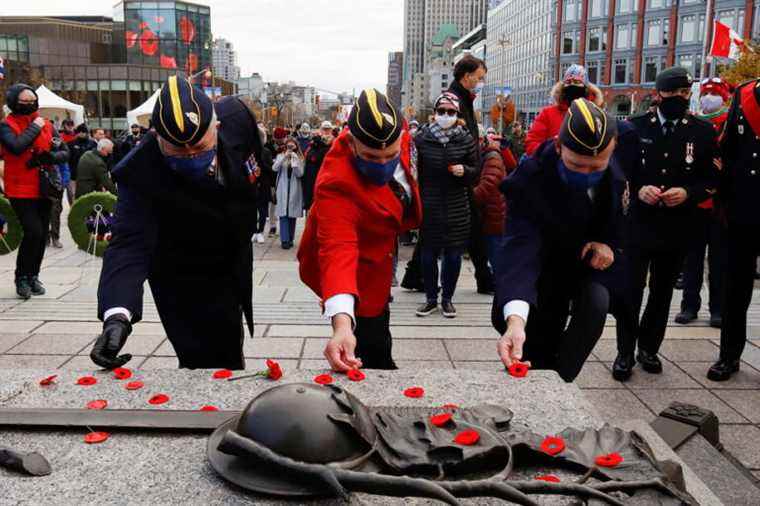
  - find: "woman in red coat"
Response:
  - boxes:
[0,84,68,299]
[298,89,421,371]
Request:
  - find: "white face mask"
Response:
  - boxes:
[700,94,724,114]
[435,114,457,129]
[473,82,485,95]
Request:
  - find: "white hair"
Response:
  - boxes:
[97,138,114,151]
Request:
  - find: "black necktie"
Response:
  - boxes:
[388,178,411,212]
[663,121,674,137]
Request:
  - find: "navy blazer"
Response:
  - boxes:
[491,141,628,334]
[97,96,261,332]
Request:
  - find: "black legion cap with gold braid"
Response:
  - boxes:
[559,98,617,156]
[348,88,402,149]
[152,75,214,147]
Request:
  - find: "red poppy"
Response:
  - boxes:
[430,413,453,427]
[595,453,623,468]
[453,429,480,446]
[148,394,170,405]
[347,369,366,382]
[139,29,159,56]
[508,362,530,378]
[441,403,459,409]
[87,400,108,410]
[76,376,97,386]
[199,405,219,412]
[314,374,334,385]
[178,16,196,44]
[212,369,232,380]
[39,375,57,386]
[125,381,144,391]
[159,54,177,69]
[266,359,283,380]
[403,387,425,398]
[125,31,138,48]
[113,368,132,380]
[540,436,565,456]
[535,475,561,483]
[84,431,109,444]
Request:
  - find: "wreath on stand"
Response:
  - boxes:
[68,192,117,257]
[0,196,23,255]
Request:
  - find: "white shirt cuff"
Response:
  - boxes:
[503,300,530,324]
[324,294,356,327]
[104,307,132,322]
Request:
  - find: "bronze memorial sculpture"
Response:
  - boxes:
[208,383,697,505]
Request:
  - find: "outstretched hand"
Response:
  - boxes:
[325,314,363,372]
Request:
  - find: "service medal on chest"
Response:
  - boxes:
[738,124,744,135]
[622,181,631,216]
[685,143,694,165]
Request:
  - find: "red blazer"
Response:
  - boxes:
[298,129,422,318]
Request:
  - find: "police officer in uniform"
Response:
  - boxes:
[493,98,626,382]
[613,67,718,380]
[90,76,262,370]
[708,78,760,381]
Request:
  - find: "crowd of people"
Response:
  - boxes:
[1,61,759,387]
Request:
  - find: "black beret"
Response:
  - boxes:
[656,66,693,92]
[152,76,214,146]
[348,89,401,149]
[559,98,617,156]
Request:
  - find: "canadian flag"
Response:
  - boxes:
[709,20,744,61]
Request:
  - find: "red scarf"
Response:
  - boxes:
[740,81,760,138]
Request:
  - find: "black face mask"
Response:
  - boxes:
[13,102,39,115]
[563,86,587,104]
[658,95,689,120]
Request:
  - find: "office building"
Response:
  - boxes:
[386,51,403,108]
[212,37,240,82]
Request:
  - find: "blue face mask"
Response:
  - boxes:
[354,155,399,186]
[557,158,606,191]
[165,148,217,183]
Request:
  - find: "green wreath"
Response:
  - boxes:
[68,192,118,257]
[0,196,23,255]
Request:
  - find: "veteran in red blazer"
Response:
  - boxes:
[298,89,421,371]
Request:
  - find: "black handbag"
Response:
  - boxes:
[39,165,64,199]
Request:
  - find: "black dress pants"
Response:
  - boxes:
[719,227,760,362]
[523,281,609,382]
[617,245,685,356]
[10,198,52,278]
[680,209,725,316]
[354,309,398,370]
[468,202,494,291]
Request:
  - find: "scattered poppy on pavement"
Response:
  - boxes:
[86,400,108,410]
[148,394,170,405]
[199,405,219,412]
[39,375,57,386]
[540,436,566,456]
[125,381,144,391]
[441,403,459,409]
[314,374,334,385]
[507,362,530,378]
[112,368,132,380]
[535,475,561,483]
[84,431,109,444]
[347,369,366,382]
[403,387,425,398]
[595,453,623,468]
[76,376,97,386]
[212,369,232,380]
[430,413,453,427]
[453,429,480,446]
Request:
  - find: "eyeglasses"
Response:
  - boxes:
[436,108,458,117]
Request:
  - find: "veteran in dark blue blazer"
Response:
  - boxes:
[492,98,627,382]
[90,76,262,371]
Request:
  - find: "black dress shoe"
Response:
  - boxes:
[612,353,635,382]
[707,359,740,382]
[636,350,663,374]
[415,301,438,317]
[675,310,697,325]
[709,314,722,329]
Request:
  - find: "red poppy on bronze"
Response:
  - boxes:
[212,369,233,380]
[453,429,480,446]
[266,359,283,380]
[76,376,97,386]
[347,369,366,382]
[148,394,170,405]
[595,452,623,468]
[39,375,58,386]
[430,413,453,427]
[84,431,109,444]
[507,362,530,378]
[314,374,334,385]
[87,400,108,410]
[403,387,425,398]
[535,475,561,483]
[199,405,219,412]
[540,436,566,456]
[125,381,144,391]
[112,368,132,380]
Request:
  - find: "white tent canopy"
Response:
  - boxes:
[35,85,85,126]
[126,89,160,129]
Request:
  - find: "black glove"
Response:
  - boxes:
[90,314,133,369]
[36,151,55,165]
[26,156,41,168]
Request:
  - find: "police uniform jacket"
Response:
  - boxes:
[491,141,628,334]
[97,96,261,332]
[626,110,718,249]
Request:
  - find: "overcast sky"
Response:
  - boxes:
[5,0,403,94]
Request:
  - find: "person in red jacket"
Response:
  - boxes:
[473,132,508,275]
[298,89,422,371]
[675,77,731,328]
[0,84,69,299]
[524,65,604,156]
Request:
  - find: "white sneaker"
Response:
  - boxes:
[255,233,265,244]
